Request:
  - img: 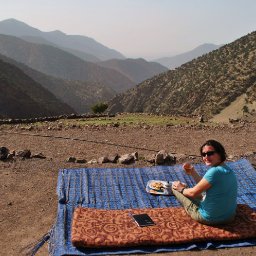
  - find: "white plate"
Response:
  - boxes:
[146,180,173,195]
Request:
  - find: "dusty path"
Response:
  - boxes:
[0,121,255,255]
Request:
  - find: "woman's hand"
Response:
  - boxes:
[172,181,187,192]
[183,162,194,175]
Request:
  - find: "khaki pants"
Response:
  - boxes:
[172,188,234,226]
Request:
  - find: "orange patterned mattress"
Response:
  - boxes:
[72,204,256,248]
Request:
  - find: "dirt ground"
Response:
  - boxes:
[0,120,256,256]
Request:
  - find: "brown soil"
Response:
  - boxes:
[0,121,256,256]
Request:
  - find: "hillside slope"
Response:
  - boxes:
[0,54,115,113]
[98,58,168,84]
[20,35,101,63]
[0,59,75,118]
[0,34,134,92]
[108,32,256,118]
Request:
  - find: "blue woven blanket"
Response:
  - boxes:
[48,159,256,255]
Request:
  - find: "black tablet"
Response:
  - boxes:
[130,213,156,227]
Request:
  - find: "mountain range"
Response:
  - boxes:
[0,34,135,93]
[0,19,168,91]
[154,43,221,69]
[0,53,115,114]
[20,35,101,63]
[108,31,256,119]
[0,18,124,61]
[0,18,169,118]
[2,18,254,120]
[98,58,168,84]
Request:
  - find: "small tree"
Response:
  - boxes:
[91,102,108,114]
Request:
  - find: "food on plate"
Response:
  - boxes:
[149,189,159,194]
[150,181,164,191]
[146,180,173,195]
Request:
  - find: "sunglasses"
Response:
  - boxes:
[201,151,216,157]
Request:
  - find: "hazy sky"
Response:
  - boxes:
[0,0,255,59]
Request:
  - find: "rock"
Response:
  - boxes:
[242,152,256,167]
[76,159,86,164]
[87,159,97,164]
[32,153,46,159]
[155,150,168,165]
[0,147,9,160]
[98,156,110,164]
[67,157,76,163]
[108,154,120,163]
[16,149,31,158]
[167,154,176,165]
[243,151,256,157]
[6,154,15,160]
[199,115,204,123]
[113,122,120,127]
[10,150,15,156]
[227,155,235,160]
[118,154,135,164]
[142,125,150,129]
[145,154,156,164]
[229,118,239,123]
[131,152,139,161]
[27,126,33,131]
[175,153,187,161]
[155,150,176,165]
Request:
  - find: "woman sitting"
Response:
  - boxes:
[172,139,237,225]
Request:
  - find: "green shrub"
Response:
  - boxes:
[91,102,108,114]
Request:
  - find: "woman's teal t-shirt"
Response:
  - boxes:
[199,164,238,222]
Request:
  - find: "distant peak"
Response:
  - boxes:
[199,43,217,46]
[1,18,27,25]
[0,18,43,32]
[48,30,66,35]
[2,18,19,22]
[52,30,64,34]
[193,43,220,50]
[126,58,146,62]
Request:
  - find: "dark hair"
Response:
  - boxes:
[200,140,227,162]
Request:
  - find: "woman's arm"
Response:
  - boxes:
[183,163,202,183]
[182,178,211,198]
[189,167,202,183]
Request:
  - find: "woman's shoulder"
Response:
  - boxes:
[208,164,232,173]
[214,164,233,173]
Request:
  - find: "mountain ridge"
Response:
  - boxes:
[0,18,125,61]
[155,43,221,69]
[108,31,256,119]
[0,53,115,114]
[0,34,135,93]
[20,35,101,63]
[98,58,168,84]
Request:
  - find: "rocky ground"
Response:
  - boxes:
[0,120,256,256]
